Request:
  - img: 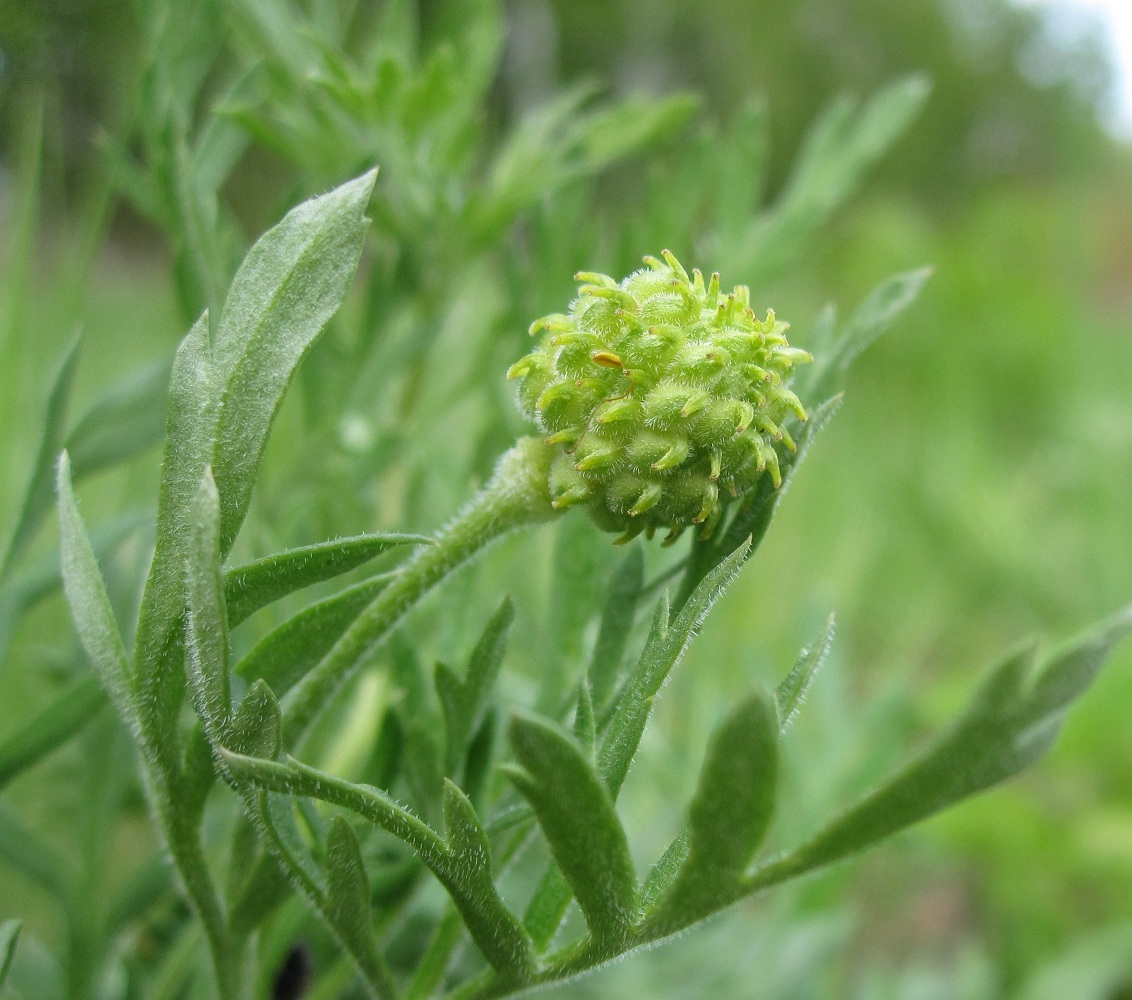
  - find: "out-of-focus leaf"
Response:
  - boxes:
[505,713,636,950]
[776,614,836,733]
[0,802,71,899]
[223,531,428,627]
[210,169,376,554]
[0,918,20,986]
[751,605,1132,889]
[573,676,595,755]
[65,359,171,480]
[56,453,137,731]
[651,690,778,926]
[0,673,107,790]
[588,544,644,716]
[2,335,81,578]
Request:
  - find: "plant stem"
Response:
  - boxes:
[281,437,558,743]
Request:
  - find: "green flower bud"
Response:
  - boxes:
[507,251,812,542]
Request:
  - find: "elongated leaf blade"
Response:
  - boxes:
[0,919,21,987]
[436,597,514,773]
[224,532,428,627]
[184,469,232,737]
[56,453,136,730]
[65,359,171,480]
[776,614,836,733]
[0,673,106,790]
[211,169,377,554]
[443,780,533,976]
[2,335,80,578]
[759,606,1132,886]
[325,816,393,991]
[234,573,392,694]
[506,713,636,948]
[601,536,752,798]
[654,690,778,925]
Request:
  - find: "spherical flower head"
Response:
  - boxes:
[507,251,812,543]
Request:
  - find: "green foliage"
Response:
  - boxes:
[0,2,1128,998]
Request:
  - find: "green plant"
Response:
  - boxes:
[45,171,1132,999]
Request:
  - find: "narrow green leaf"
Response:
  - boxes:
[0,802,71,899]
[506,713,636,949]
[758,606,1132,887]
[523,864,572,951]
[653,690,778,926]
[403,717,445,823]
[233,572,393,694]
[229,680,282,761]
[325,816,391,990]
[56,453,137,731]
[588,545,644,715]
[436,597,514,773]
[65,359,171,480]
[601,536,752,798]
[639,829,689,916]
[0,919,21,986]
[0,673,107,790]
[405,910,462,1000]
[2,334,81,578]
[223,532,429,628]
[211,169,377,554]
[776,614,836,733]
[184,469,232,738]
[443,780,533,977]
[573,677,595,755]
[134,312,214,684]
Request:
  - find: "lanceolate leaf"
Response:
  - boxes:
[601,536,752,798]
[325,817,391,990]
[436,597,514,773]
[224,531,429,627]
[506,713,636,950]
[184,469,232,738]
[442,780,533,977]
[652,689,778,926]
[2,334,81,579]
[56,453,137,732]
[751,606,1132,889]
[776,614,836,733]
[0,673,106,790]
[210,169,377,554]
[234,573,393,694]
[0,919,20,987]
[65,359,171,480]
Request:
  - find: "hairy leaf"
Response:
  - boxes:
[436,596,514,773]
[56,453,136,731]
[211,169,377,554]
[601,536,752,798]
[224,531,428,627]
[588,544,644,715]
[325,816,392,991]
[776,614,836,733]
[506,713,636,949]
[653,689,778,924]
[234,573,393,694]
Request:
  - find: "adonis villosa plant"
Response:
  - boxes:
[31,168,1130,1000]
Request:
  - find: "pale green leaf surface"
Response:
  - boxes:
[211,169,377,553]
[776,614,836,733]
[506,713,636,949]
[588,545,644,715]
[56,453,137,731]
[224,531,428,627]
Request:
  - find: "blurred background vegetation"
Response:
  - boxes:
[1,0,1131,997]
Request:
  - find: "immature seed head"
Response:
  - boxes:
[507,251,812,543]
